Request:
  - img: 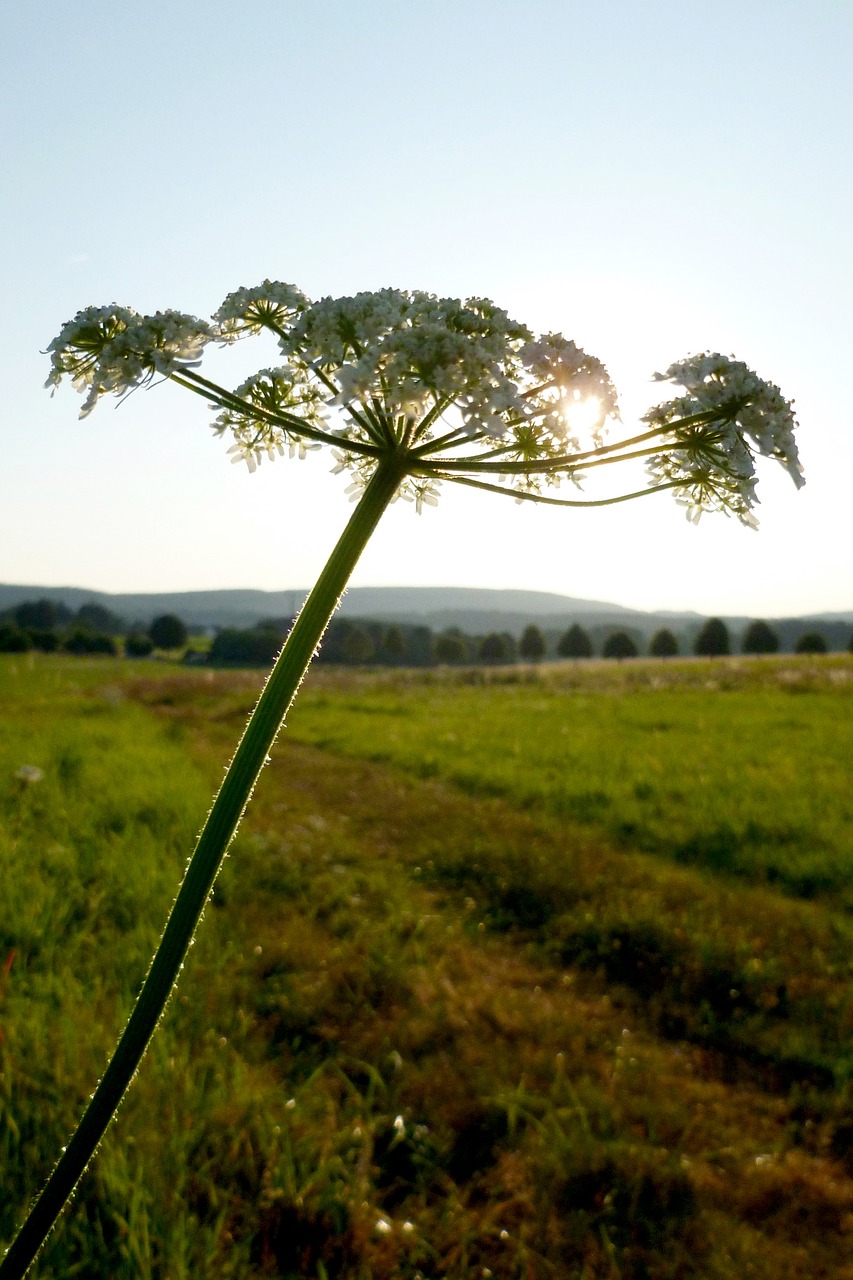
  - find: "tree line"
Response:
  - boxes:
[174,615,853,665]
[1,597,850,663]
[0,598,188,656]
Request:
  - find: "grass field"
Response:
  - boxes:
[2,653,853,1278]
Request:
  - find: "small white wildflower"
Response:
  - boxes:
[15,765,44,784]
[227,441,259,473]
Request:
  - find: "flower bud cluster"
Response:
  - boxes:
[643,354,803,526]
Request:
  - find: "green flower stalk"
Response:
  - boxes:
[1,283,804,1277]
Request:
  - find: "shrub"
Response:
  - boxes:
[26,629,60,653]
[602,631,638,660]
[557,624,593,658]
[0,622,32,652]
[519,624,546,662]
[64,629,118,656]
[694,617,730,656]
[649,628,678,657]
[796,631,828,654]
[149,614,188,650]
[209,627,281,666]
[742,620,779,655]
[125,632,154,658]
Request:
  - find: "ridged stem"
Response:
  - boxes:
[0,455,406,1278]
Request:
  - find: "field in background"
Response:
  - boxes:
[2,653,853,1278]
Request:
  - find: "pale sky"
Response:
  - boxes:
[2,1,851,616]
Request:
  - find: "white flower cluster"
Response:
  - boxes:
[287,289,537,434]
[643,353,803,526]
[214,280,309,341]
[47,284,801,521]
[519,333,620,439]
[46,305,215,417]
[210,367,327,472]
[192,282,620,496]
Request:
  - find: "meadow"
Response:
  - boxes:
[2,652,853,1278]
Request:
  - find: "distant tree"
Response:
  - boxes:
[519,623,546,662]
[125,632,155,657]
[405,625,435,666]
[479,632,510,664]
[649,628,678,658]
[14,599,67,630]
[64,628,118,656]
[602,631,638,660]
[77,602,125,634]
[149,614,188,650]
[742,620,779,655]
[210,626,280,666]
[849,632,853,655]
[343,625,375,664]
[26,629,60,653]
[694,617,730,657]
[795,631,828,654]
[557,623,593,659]
[434,631,468,664]
[382,624,407,664]
[0,622,32,652]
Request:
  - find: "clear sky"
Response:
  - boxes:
[1,0,850,616]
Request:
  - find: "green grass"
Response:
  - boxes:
[285,656,853,904]
[2,653,853,1278]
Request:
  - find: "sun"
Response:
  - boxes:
[561,392,604,438]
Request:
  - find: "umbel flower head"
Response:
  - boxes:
[47,282,803,524]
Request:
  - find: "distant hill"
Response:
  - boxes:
[0,582,696,630]
[1,582,851,650]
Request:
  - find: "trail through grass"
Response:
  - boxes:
[284,657,853,905]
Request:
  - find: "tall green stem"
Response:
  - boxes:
[0,456,406,1279]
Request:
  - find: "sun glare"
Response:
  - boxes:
[562,393,603,438]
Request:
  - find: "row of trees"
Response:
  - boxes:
[689,617,834,657]
[1,596,848,664]
[548,618,838,660]
[508,619,837,661]
[205,615,847,668]
[211,618,434,667]
[0,599,189,656]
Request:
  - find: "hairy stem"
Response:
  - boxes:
[0,456,406,1279]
